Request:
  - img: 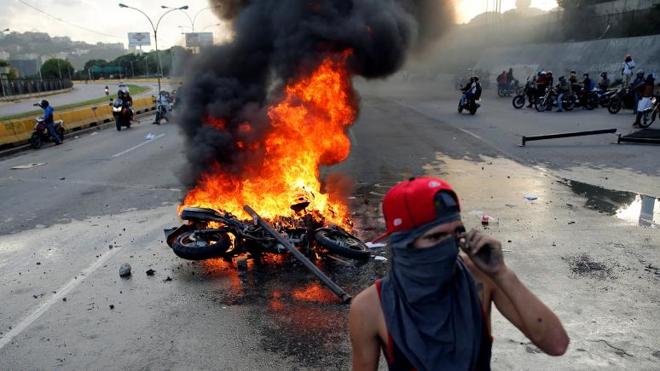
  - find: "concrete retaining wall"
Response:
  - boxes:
[0,97,156,146]
[474,35,660,82]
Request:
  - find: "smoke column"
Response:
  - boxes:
[176,0,455,188]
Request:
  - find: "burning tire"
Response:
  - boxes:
[171,229,232,260]
[314,228,370,261]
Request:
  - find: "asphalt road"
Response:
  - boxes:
[0,81,175,118]
[0,80,658,369]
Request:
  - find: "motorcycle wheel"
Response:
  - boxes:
[608,98,622,114]
[457,103,463,114]
[56,126,65,142]
[29,133,42,149]
[469,106,477,115]
[115,118,122,131]
[497,88,506,98]
[314,228,370,261]
[535,99,546,112]
[564,97,575,111]
[171,229,232,260]
[512,95,525,109]
[586,96,598,110]
[640,110,653,128]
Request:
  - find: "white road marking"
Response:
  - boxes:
[0,246,122,350]
[111,133,165,158]
[349,128,358,146]
[457,127,484,141]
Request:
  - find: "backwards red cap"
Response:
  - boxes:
[374,177,461,242]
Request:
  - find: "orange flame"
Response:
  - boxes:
[182,52,356,226]
[291,282,338,303]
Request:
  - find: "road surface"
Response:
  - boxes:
[0,78,658,369]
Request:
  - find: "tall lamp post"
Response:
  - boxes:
[119,3,188,94]
[164,6,211,32]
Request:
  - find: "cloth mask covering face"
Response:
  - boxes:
[380,221,484,371]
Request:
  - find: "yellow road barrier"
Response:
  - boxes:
[0,97,155,146]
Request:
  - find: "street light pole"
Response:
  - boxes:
[165,6,211,32]
[119,3,188,94]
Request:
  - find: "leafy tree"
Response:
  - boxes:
[41,58,74,79]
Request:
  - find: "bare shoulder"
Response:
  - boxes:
[351,284,379,317]
[350,284,383,333]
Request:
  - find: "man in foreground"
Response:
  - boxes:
[349,177,569,370]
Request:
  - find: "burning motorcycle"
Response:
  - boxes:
[165,202,370,263]
[110,98,132,131]
[29,116,65,149]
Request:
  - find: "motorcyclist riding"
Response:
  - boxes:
[460,76,482,106]
[633,74,656,128]
[154,91,171,125]
[37,100,62,145]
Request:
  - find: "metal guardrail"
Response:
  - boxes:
[0,79,73,98]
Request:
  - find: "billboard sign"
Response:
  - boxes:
[185,32,214,48]
[128,32,151,47]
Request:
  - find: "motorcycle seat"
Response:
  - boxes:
[180,207,223,221]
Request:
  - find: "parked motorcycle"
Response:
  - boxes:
[574,89,599,110]
[29,116,65,149]
[110,98,132,131]
[607,87,636,114]
[165,206,370,262]
[535,88,575,112]
[638,96,658,128]
[512,80,537,109]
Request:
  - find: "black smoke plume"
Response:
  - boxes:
[177,0,455,188]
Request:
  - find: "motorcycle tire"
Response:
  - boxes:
[512,95,525,109]
[608,98,622,114]
[599,97,611,108]
[171,229,232,260]
[469,107,477,115]
[535,99,546,112]
[563,96,575,111]
[457,103,463,114]
[56,126,65,142]
[640,110,654,128]
[314,228,370,261]
[29,133,42,149]
[116,118,122,131]
[586,96,598,110]
[497,88,506,98]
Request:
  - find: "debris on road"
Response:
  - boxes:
[145,133,156,140]
[59,177,66,181]
[374,256,388,262]
[119,263,132,278]
[146,269,155,276]
[366,242,386,249]
[109,304,115,310]
[11,163,46,170]
[524,194,539,201]
[163,276,172,282]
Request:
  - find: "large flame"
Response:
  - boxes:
[182,52,356,225]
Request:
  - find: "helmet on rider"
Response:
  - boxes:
[117,90,125,98]
[472,76,480,82]
[600,72,608,78]
[583,73,589,79]
[636,70,645,78]
[39,99,49,109]
[558,76,566,81]
[570,70,577,76]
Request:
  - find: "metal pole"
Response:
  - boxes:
[243,205,352,303]
[522,128,618,146]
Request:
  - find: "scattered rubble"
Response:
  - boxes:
[146,269,155,276]
[119,263,132,278]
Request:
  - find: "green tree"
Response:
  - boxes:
[41,58,74,79]
[0,59,18,79]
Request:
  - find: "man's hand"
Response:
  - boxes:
[459,229,506,278]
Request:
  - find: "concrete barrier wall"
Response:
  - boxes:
[474,35,660,82]
[0,97,155,146]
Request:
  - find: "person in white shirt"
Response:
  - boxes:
[622,54,636,88]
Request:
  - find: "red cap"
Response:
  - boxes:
[374,177,460,242]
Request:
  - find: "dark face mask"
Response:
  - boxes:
[391,236,460,305]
